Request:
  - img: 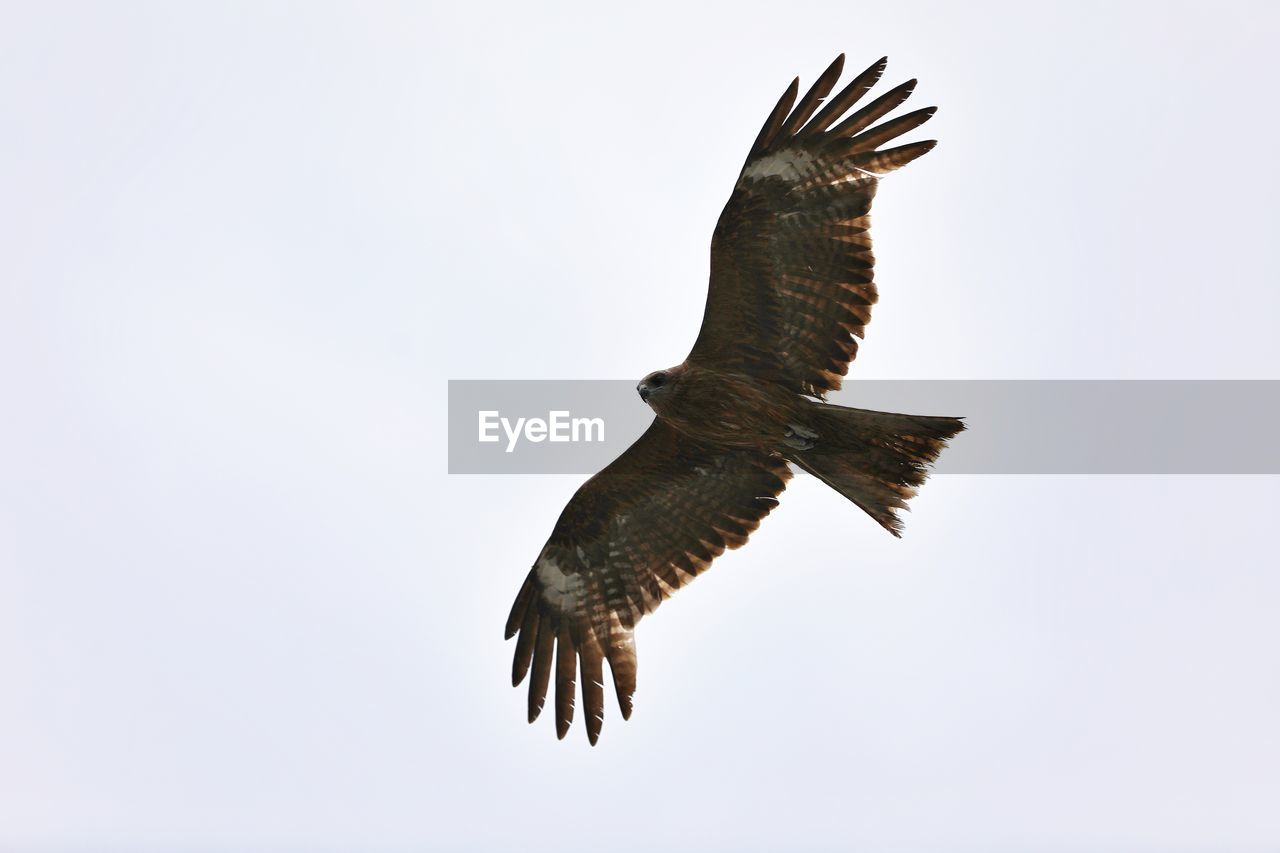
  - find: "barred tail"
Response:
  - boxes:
[788,402,964,536]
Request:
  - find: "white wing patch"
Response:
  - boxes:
[741,149,818,183]
[536,554,584,610]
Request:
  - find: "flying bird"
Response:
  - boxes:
[505,54,963,744]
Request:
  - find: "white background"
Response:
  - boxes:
[2,1,1278,850]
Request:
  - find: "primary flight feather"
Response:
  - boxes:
[505,54,963,744]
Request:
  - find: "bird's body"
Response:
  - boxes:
[505,54,965,744]
[640,364,810,451]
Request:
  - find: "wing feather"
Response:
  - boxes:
[605,627,637,721]
[853,140,937,174]
[504,573,534,640]
[829,78,919,138]
[527,617,554,723]
[510,601,538,687]
[747,77,799,162]
[776,53,844,139]
[554,624,577,739]
[579,629,606,745]
[799,56,887,138]
[847,106,938,153]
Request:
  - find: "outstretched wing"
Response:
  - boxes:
[505,420,790,744]
[688,55,936,397]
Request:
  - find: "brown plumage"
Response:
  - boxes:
[506,55,964,744]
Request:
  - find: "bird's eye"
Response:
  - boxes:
[649,373,666,387]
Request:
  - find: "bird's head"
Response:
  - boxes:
[636,365,684,410]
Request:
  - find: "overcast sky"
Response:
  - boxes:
[2,1,1278,850]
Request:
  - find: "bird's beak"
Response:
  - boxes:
[637,383,649,402]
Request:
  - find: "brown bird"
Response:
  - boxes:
[505,54,964,744]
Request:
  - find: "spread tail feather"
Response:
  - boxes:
[788,402,964,536]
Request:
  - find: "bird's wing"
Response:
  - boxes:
[505,419,790,744]
[688,55,936,398]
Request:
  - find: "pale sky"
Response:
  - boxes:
[2,1,1278,850]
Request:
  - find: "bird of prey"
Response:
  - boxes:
[505,54,963,744]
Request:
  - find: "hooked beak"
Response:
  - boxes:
[637,383,650,403]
